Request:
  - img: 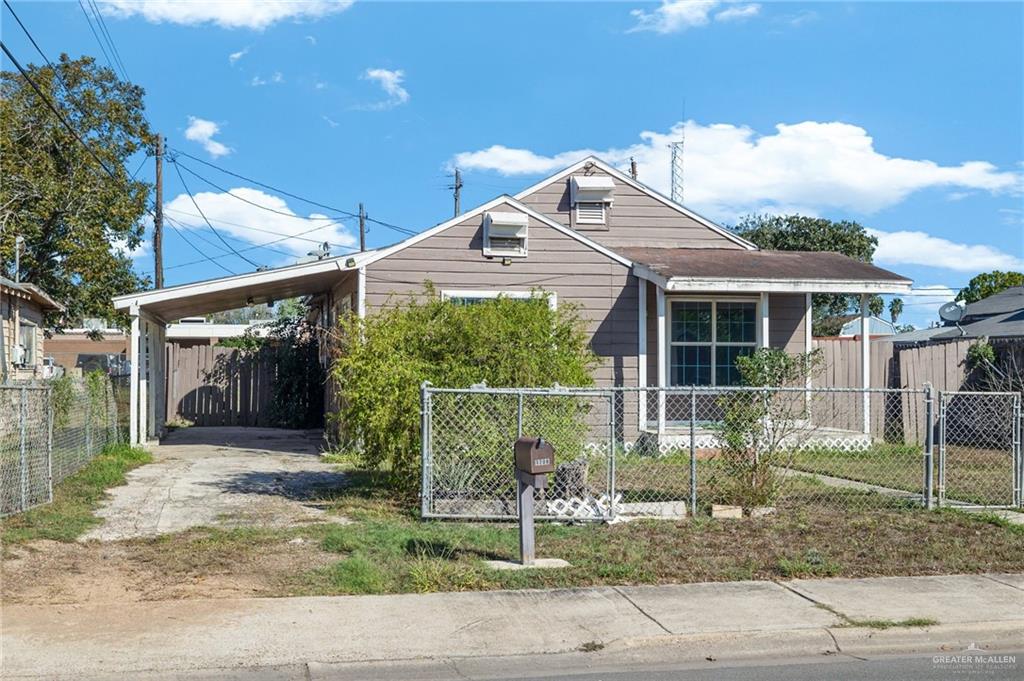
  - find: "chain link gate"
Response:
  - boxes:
[937,390,1022,509]
[421,383,1022,521]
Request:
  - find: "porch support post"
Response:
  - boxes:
[656,286,666,436]
[357,267,367,319]
[139,316,150,443]
[860,293,871,434]
[759,292,770,349]
[637,278,647,432]
[128,307,140,445]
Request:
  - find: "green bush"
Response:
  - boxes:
[331,286,598,488]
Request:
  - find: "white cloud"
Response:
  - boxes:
[184,116,231,158]
[449,120,1022,221]
[228,47,248,65]
[305,35,317,45]
[113,235,151,260]
[715,3,760,22]
[628,1,759,33]
[314,81,327,90]
[98,0,353,30]
[358,68,409,110]
[867,228,1024,273]
[163,188,357,258]
[250,72,283,87]
[322,115,339,128]
[250,75,267,87]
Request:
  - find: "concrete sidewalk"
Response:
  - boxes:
[3,574,1022,679]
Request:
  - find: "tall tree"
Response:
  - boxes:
[0,54,152,328]
[888,297,904,325]
[733,215,879,336]
[955,271,1024,304]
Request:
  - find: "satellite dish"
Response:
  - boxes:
[938,301,963,323]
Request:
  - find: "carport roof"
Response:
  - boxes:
[112,252,373,322]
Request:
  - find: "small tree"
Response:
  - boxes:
[713,348,823,510]
[956,271,1024,304]
[332,287,597,488]
[889,297,904,325]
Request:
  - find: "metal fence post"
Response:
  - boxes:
[937,391,947,507]
[608,391,616,521]
[923,383,935,509]
[47,387,54,503]
[1013,392,1022,509]
[689,385,697,518]
[85,388,93,461]
[419,380,431,518]
[19,386,28,512]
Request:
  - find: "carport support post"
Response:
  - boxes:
[129,307,140,445]
[923,382,935,509]
[860,293,871,434]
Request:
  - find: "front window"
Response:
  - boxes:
[18,322,36,366]
[669,300,757,386]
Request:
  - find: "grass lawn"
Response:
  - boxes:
[0,443,151,545]
[790,443,1015,507]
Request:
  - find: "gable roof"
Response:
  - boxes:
[358,194,633,268]
[962,286,1024,320]
[0,276,64,311]
[513,156,758,251]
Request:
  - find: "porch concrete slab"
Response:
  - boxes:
[785,574,1024,624]
[615,581,840,634]
[81,427,349,541]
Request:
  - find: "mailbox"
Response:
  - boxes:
[515,436,556,475]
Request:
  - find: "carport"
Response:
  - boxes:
[112,254,368,444]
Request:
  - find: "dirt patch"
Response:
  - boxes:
[2,530,337,605]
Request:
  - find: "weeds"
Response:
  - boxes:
[0,444,152,544]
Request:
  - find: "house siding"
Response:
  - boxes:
[1,290,46,380]
[363,201,639,390]
[518,167,746,250]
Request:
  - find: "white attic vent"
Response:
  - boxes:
[570,175,615,225]
[482,211,528,258]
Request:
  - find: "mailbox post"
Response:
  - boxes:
[514,436,555,566]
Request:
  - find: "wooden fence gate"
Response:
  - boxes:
[165,343,278,427]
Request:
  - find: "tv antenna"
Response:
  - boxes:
[670,100,687,203]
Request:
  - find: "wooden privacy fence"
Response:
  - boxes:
[166,343,278,426]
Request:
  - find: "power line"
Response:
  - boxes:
[172,159,350,222]
[86,0,130,81]
[165,223,360,271]
[163,207,352,248]
[76,0,115,75]
[168,147,419,237]
[169,161,264,269]
[0,40,122,182]
[163,215,235,276]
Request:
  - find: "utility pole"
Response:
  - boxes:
[452,168,463,217]
[153,135,164,288]
[358,203,366,252]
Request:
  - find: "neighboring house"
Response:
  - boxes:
[889,287,1024,346]
[166,317,272,347]
[48,320,129,376]
[113,156,912,443]
[831,315,897,338]
[0,276,64,382]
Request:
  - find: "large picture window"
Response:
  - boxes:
[669,300,757,386]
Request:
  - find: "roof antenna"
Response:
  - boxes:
[629,157,638,180]
[670,99,687,204]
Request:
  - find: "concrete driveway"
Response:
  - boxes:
[82,427,349,541]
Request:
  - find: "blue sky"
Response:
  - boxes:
[5,0,1023,328]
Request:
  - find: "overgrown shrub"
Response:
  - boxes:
[712,348,822,510]
[331,286,598,488]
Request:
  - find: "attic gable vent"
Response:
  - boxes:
[482,211,528,258]
[570,175,614,226]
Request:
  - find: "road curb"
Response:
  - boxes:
[606,620,1024,663]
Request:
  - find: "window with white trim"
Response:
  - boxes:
[669,300,757,386]
[441,290,557,310]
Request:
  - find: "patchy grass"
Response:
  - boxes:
[842,617,939,629]
[0,444,152,545]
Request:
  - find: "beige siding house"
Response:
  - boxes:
[114,156,912,444]
[1,277,63,382]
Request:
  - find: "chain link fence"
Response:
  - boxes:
[1,378,120,516]
[422,384,1022,521]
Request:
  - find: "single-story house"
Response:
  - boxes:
[113,156,912,444]
[1,276,64,382]
[834,315,897,338]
